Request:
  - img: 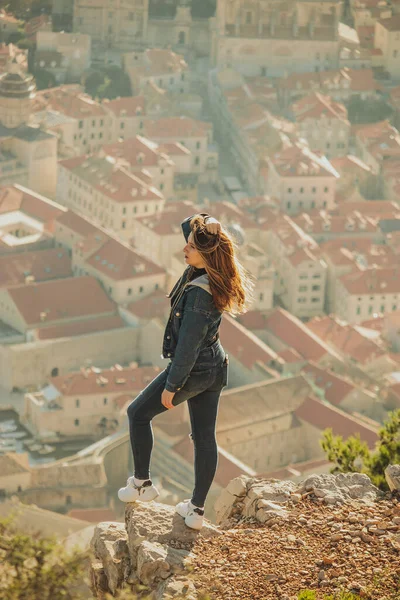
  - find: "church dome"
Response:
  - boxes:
[0,62,36,100]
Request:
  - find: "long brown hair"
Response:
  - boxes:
[189,214,254,315]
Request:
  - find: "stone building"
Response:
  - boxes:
[0,61,57,198]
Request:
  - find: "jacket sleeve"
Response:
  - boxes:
[165,288,211,393]
[181,213,210,243]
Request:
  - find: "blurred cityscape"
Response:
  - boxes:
[0,0,400,529]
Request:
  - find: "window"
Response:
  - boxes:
[160,183,164,190]
[155,283,159,290]
[104,397,108,405]
[109,286,112,294]
[79,120,83,129]
[246,11,252,24]
[287,187,292,193]
[299,285,307,292]
[181,73,185,81]
[128,288,132,295]
[92,120,95,127]
[324,187,329,193]
[195,157,200,166]
[161,168,164,175]
[123,207,126,215]
[259,293,264,301]
[122,221,126,229]
[312,285,320,291]
[356,306,361,315]
[287,201,291,209]
[139,286,144,293]
[380,305,385,313]
[311,297,320,303]
[75,419,79,426]
[76,399,80,408]
[311,201,315,208]
[196,141,201,149]
[312,187,316,193]
[298,297,307,303]
[300,188,304,194]
[299,273,308,279]
[120,122,125,129]
[393,305,397,311]
[368,305,373,315]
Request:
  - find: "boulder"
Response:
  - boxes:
[125,502,221,568]
[214,475,249,523]
[385,465,400,492]
[155,576,197,600]
[136,540,190,586]
[90,522,129,594]
[297,472,381,505]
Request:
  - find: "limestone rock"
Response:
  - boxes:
[297,472,381,504]
[90,522,129,594]
[214,475,249,524]
[125,502,220,568]
[243,479,296,518]
[155,576,197,600]
[385,465,400,492]
[137,540,190,586]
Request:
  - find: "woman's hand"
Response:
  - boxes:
[161,389,176,410]
[205,217,221,235]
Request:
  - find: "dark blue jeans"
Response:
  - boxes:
[127,343,228,507]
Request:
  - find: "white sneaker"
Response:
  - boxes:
[118,477,159,503]
[175,499,204,530]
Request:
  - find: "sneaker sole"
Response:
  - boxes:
[184,517,203,530]
[118,487,159,503]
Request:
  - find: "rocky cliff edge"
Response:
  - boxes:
[90,465,400,600]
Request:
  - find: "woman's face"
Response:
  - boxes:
[183,232,206,269]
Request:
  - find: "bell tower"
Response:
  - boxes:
[0,59,36,129]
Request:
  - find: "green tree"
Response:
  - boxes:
[83,66,132,100]
[320,409,400,490]
[348,96,393,125]
[33,67,56,90]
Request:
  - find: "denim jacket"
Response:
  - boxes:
[161,213,223,393]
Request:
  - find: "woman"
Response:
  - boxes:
[118,212,253,530]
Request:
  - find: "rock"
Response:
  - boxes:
[214,475,250,523]
[125,502,220,567]
[385,465,400,492]
[155,576,197,600]
[242,479,296,518]
[136,540,189,586]
[297,473,381,505]
[90,522,129,594]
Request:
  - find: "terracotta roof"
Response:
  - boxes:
[301,362,354,405]
[36,314,126,339]
[126,48,188,77]
[262,308,335,362]
[102,95,145,117]
[295,396,379,448]
[277,348,304,363]
[143,116,212,139]
[0,248,72,287]
[330,154,371,175]
[378,14,400,31]
[339,266,400,295]
[101,135,174,169]
[0,184,65,225]
[293,212,378,235]
[332,200,398,217]
[51,364,162,396]
[200,201,258,230]
[58,155,164,204]
[8,276,116,326]
[33,87,107,119]
[220,314,279,369]
[292,92,349,124]
[270,144,339,178]
[55,209,99,237]
[321,239,397,268]
[157,141,191,156]
[126,288,169,320]
[307,315,386,364]
[279,68,381,93]
[80,233,165,281]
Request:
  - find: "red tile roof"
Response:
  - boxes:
[134,200,199,236]
[262,308,335,362]
[307,315,386,364]
[36,314,126,339]
[80,234,165,281]
[220,314,279,369]
[33,86,107,119]
[143,116,212,139]
[0,248,72,287]
[126,288,169,320]
[102,95,145,117]
[51,364,162,396]
[270,144,339,178]
[292,92,349,124]
[378,14,400,31]
[8,276,116,326]
[339,266,400,295]
[295,396,379,448]
[102,135,174,169]
[301,362,354,405]
[0,184,65,226]
[55,209,99,238]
